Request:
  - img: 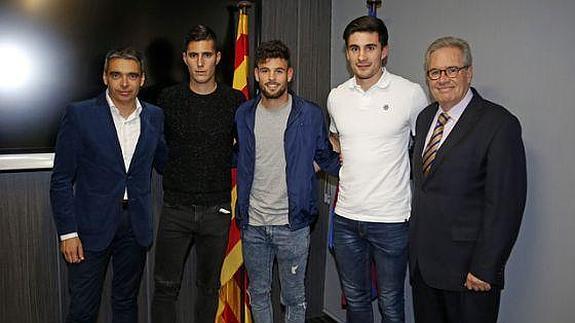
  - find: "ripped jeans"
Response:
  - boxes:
[242,225,310,323]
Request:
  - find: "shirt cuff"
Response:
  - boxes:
[60,232,78,241]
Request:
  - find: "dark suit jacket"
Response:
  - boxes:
[50,93,168,251]
[409,88,526,291]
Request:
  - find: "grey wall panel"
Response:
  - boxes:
[297,0,332,106]
[0,172,61,323]
[261,0,301,92]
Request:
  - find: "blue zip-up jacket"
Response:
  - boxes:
[235,94,340,230]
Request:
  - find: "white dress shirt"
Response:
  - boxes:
[106,91,143,185]
[423,89,473,153]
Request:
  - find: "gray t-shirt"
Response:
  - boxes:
[248,95,292,226]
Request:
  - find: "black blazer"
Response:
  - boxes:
[50,93,168,251]
[409,88,526,291]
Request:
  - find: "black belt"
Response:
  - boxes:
[121,199,129,209]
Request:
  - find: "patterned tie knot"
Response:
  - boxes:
[422,112,450,176]
[438,112,449,126]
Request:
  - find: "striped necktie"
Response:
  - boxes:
[422,112,449,176]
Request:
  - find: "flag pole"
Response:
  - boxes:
[234,4,252,322]
[238,0,251,12]
[367,0,382,17]
[233,2,250,317]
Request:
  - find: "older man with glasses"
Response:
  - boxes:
[408,36,527,323]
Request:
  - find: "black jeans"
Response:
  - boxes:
[152,202,231,323]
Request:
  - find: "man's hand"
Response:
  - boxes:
[313,161,321,173]
[60,237,85,263]
[464,272,491,292]
[329,133,341,153]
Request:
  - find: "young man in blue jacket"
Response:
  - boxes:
[235,40,340,323]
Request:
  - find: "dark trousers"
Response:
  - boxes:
[66,208,147,323]
[411,266,501,323]
[152,203,231,323]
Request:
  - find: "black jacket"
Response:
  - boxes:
[409,88,527,291]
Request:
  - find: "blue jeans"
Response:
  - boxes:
[333,214,408,323]
[242,225,310,323]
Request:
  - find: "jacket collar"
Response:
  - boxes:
[421,87,485,181]
[94,92,150,174]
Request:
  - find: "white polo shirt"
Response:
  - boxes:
[327,69,428,222]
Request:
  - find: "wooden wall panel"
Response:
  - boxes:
[261,0,301,92]
[0,172,61,323]
[297,0,332,105]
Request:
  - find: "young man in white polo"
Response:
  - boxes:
[328,16,428,323]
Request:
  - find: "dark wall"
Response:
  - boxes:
[0,0,237,153]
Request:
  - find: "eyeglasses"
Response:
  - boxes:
[426,65,469,80]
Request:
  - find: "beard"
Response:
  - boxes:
[260,81,287,99]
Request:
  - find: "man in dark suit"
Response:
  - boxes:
[409,37,527,323]
[50,47,167,323]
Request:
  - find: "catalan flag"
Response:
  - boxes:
[216,7,251,323]
[232,9,250,99]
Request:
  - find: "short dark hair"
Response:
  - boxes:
[343,16,389,47]
[103,47,144,73]
[255,40,291,67]
[183,24,218,52]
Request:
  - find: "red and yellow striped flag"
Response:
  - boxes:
[216,8,251,323]
[232,9,249,99]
